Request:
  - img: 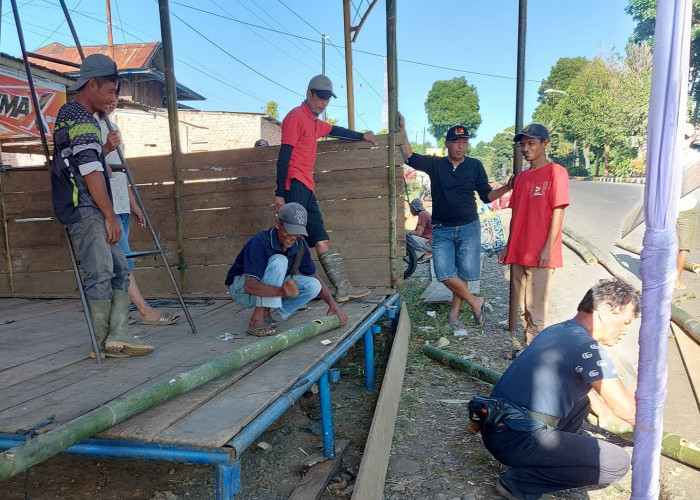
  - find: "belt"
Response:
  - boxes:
[526,409,560,427]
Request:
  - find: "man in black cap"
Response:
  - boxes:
[498,123,569,357]
[51,53,154,358]
[225,202,347,336]
[399,116,512,332]
[274,74,377,303]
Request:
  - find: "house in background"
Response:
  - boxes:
[2,42,280,163]
[30,42,204,109]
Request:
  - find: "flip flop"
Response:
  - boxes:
[141,313,181,326]
[449,320,467,337]
[473,300,486,327]
[265,317,280,328]
[247,325,277,337]
[504,349,523,361]
[127,317,137,325]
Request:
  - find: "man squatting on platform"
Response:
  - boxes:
[275,74,376,303]
[472,279,639,500]
[225,203,347,336]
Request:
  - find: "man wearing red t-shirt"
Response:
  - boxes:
[274,75,376,302]
[499,124,570,355]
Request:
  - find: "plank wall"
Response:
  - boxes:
[0,135,406,298]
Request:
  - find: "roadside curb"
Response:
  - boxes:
[570,175,646,184]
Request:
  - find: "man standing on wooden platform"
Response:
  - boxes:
[274,75,376,303]
[225,203,347,336]
[50,54,154,358]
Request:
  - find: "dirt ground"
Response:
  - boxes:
[3,254,698,499]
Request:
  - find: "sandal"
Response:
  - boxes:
[265,317,280,328]
[141,312,181,326]
[449,320,467,336]
[504,349,523,361]
[473,299,486,327]
[247,325,277,337]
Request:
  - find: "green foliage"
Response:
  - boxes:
[567,165,590,177]
[265,100,279,120]
[424,77,482,142]
[471,127,516,181]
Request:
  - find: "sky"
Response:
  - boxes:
[0,0,636,146]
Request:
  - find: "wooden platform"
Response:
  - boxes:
[0,291,393,450]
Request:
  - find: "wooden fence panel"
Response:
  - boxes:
[0,135,407,297]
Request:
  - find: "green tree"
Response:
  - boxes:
[265,100,279,119]
[424,77,482,142]
[626,0,700,121]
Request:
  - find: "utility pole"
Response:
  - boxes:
[106,0,115,60]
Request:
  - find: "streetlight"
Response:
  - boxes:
[543,88,568,95]
[321,34,330,75]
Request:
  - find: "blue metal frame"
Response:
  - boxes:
[0,293,400,500]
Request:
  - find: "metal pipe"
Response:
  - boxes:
[217,458,241,500]
[0,171,14,293]
[343,0,355,129]
[59,0,85,59]
[364,327,375,391]
[318,371,335,459]
[509,0,527,333]
[26,52,81,68]
[386,0,399,287]
[10,0,50,161]
[228,293,400,457]
[157,0,188,292]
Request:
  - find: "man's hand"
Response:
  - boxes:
[281,279,299,298]
[103,130,121,155]
[398,113,405,133]
[328,304,348,326]
[363,131,377,146]
[498,248,508,266]
[505,174,514,190]
[131,203,146,228]
[104,214,122,245]
[538,246,551,268]
[274,196,285,214]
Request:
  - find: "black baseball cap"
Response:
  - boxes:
[514,123,549,142]
[446,125,470,141]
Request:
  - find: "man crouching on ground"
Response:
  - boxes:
[224,203,347,336]
[480,278,639,499]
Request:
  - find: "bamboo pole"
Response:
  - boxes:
[0,315,340,482]
[422,345,700,470]
[421,344,501,385]
[615,239,700,273]
[562,233,598,265]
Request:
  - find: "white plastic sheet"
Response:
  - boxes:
[632,1,691,498]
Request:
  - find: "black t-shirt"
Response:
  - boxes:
[407,153,491,226]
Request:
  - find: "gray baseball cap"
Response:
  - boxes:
[307,74,337,99]
[68,54,118,92]
[410,198,426,212]
[277,202,308,236]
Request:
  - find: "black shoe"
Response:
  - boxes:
[495,477,523,500]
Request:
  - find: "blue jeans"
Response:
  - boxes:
[228,254,321,320]
[432,220,481,282]
[66,212,130,300]
[115,213,134,271]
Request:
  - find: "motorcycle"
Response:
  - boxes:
[403,232,425,279]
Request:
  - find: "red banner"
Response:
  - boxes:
[0,68,66,139]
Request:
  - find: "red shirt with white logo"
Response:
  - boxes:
[280,102,333,193]
[504,162,570,268]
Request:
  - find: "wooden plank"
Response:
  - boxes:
[288,439,349,500]
[155,299,380,446]
[352,304,410,500]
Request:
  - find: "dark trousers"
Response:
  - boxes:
[481,399,630,499]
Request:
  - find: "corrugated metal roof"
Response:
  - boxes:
[31,42,160,73]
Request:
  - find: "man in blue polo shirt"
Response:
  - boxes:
[225,203,347,336]
[480,279,639,499]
